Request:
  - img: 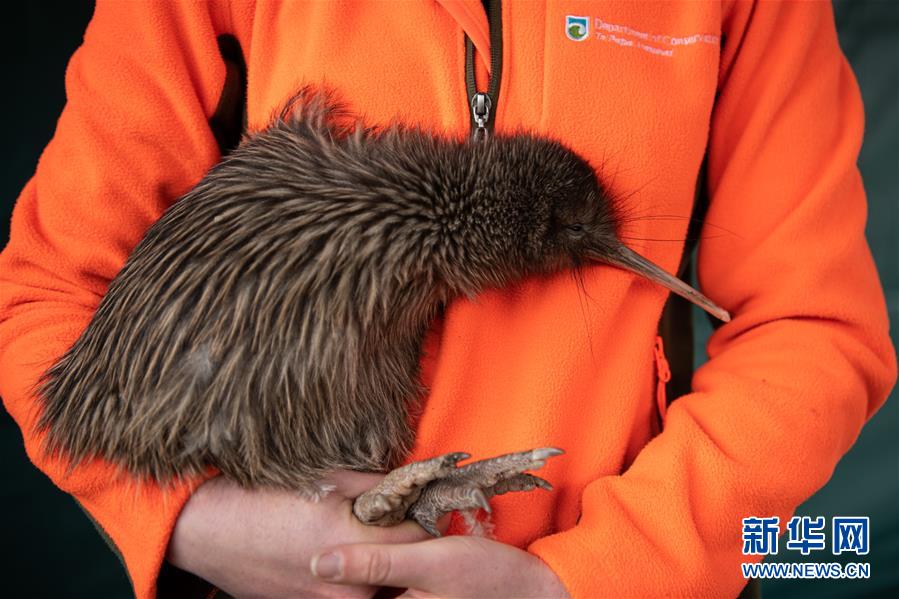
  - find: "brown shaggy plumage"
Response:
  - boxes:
[36,89,691,494]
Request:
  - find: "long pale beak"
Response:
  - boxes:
[590,245,731,322]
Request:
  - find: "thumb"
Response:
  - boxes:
[310,540,452,589]
[369,512,453,545]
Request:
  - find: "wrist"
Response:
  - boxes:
[166,475,225,575]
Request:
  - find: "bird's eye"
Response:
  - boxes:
[567,224,584,233]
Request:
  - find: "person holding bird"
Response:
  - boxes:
[0,1,894,598]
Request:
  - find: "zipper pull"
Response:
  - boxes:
[470,92,492,140]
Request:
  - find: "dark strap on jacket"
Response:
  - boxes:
[657,156,710,407]
[656,160,762,599]
[155,33,248,599]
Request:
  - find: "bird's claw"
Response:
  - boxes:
[406,447,564,536]
[352,447,563,533]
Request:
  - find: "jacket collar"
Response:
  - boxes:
[435,0,492,73]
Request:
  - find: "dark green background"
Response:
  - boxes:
[1,2,896,596]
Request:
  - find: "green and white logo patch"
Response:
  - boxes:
[566,15,589,42]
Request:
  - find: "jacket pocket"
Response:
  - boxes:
[653,335,672,425]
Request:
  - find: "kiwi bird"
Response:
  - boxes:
[36,90,729,535]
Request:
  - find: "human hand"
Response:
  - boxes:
[309,534,571,598]
[166,471,434,598]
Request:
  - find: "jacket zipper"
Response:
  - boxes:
[654,335,672,424]
[465,0,503,139]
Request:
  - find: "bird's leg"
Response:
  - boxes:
[407,447,564,537]
[353,451,470,527]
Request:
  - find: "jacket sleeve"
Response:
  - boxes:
[528,2,897,597]
[0,2,231,597]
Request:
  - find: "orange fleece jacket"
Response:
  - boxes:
[1,1,895,597]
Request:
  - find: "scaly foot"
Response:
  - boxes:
[353,452,470,526]
[407,447,564,537]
